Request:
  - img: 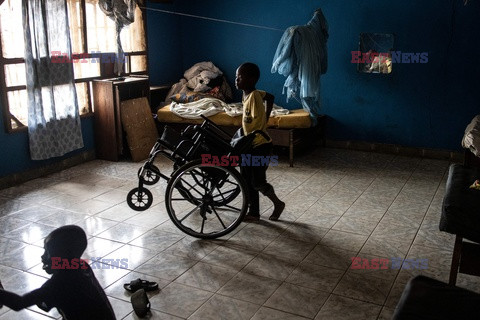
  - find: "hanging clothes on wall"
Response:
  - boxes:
[98,0,137,75]
[271,9,328,125]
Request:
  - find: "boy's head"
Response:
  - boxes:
[235,62,260,91]
[41,225,87,274]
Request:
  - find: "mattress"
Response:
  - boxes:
[156,105,312,129]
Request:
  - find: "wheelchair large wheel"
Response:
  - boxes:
[165,159,248,239]
[171,164,241,207]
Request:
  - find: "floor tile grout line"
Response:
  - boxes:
[0,150,463,320]
[313,292,385,320]
[392,162,450,263]
[367,156,427,293]
[326,154,420,308]
[182,212,325,319]
[297,154,398,318]
[131,151,392,318]
[379,159,451,310]
[322,152,395,251]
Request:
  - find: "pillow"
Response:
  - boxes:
[462,115,480,157]
[170,91,208,103]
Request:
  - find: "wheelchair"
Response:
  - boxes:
[126,115,249,239]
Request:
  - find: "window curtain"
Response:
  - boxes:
[22,0,84,160]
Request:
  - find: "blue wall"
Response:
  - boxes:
[0,99,95,177]
[2,0,479,178]
[147,0,480,150]
[0,2,178,179]
[146,1,183,85]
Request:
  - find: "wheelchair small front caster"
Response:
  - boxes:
[127,187,153,211]
[138,165,160,185]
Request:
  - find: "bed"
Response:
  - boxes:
[156,105,326,167]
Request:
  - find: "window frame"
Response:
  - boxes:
[0,0,149,133]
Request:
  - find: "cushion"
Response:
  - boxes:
[462,115,480,157]
[393,275,480,319]
[439,164,480,243]
[156,105,312,129]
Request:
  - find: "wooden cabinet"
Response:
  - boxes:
[91,76,150,161]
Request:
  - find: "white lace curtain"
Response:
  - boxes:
[22,0,84,160]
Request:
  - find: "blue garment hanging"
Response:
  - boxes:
[271,9,328,125]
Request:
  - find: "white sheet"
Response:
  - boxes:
[170,98,290,119]
[170,98,228,119]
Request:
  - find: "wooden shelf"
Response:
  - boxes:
[91,76,150,161]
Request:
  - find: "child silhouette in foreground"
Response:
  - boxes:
[0,225,116,320]
[235,62,286,221]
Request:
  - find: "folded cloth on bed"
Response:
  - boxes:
[158,105,311,129]
[170,98,230,119]
[223,103,290,117]
[171,98,291,119]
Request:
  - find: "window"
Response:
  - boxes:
[356,33,394,74]
[0,0,148,131]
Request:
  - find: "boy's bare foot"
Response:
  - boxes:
[269,201,285,221]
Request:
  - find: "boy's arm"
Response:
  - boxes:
[263,92,274,122]
[0,289,42,311]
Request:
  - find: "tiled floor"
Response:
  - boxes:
[0,148,479,319]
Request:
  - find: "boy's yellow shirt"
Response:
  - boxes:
[242,90,272,147]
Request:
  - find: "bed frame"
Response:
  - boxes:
[156,115,326,167]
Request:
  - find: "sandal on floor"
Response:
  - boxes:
[124,278,158,292]
[131,288,150,318]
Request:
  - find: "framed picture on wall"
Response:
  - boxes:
[357,33,394,74]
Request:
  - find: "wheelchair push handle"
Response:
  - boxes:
[199,115,271,143]
[200,114,220,128]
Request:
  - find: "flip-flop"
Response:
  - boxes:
[131,289,150,318]
[124,278,158,292]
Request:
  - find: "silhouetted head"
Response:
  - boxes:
[41,225,87,274]
[235,62,260,91]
